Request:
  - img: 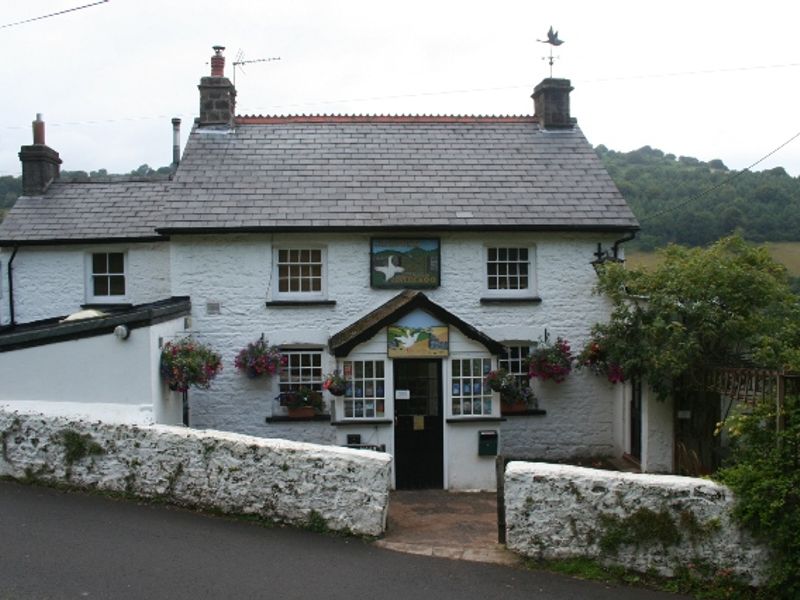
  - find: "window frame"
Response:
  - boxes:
[450,356,494,417]
[85,250,128,304]
[278,348,325,404]
[498,343,533,388]
[271,245,327,301]
[483,244,537,299]
[340,359,387,420]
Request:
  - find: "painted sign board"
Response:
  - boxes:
[370,238,440,288]
[387,325,449,357]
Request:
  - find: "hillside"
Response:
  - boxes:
[596,145,800,250]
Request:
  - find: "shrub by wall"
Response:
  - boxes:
[0,409,391,537]
[504,462,769,585]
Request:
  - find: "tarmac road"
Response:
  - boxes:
[0,480,687,600]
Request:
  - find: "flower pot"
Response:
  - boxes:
[501,400,528,414]
[287,406,315,418]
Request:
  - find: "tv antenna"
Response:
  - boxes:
[232,49,281,87]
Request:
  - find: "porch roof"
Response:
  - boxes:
[328,290,504,357]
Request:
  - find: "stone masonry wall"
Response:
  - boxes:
[0,410,391,537]
[505,462,769,585]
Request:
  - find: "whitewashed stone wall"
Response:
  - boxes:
[504,462,769,585]
[172,231,623,459]
[0,410,391,536]
[0,242,171,325]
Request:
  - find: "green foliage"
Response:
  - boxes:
[594,236,800,399]
[597,145,800,247]
[718,394,800,597]
[599,507,681,553]
[58,430,104,466]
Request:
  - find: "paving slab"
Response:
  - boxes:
[374,490,522,566]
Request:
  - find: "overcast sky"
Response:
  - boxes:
[2,0,799,177]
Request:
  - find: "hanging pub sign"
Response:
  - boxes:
[387,325,449,358]
[370,238,440,289]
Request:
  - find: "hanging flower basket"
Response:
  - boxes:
[577,338,625,384]
[527,337,573,383]
[322,371,347,397]
[234,335,285,378]
[160,337,222,393]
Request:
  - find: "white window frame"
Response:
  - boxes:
[278,348,324,394]
[341,359,387,420]
[483,244,537,299]
[450,356,494,417]
[498,343,533,387]
[85,250,128,304]
[272,245,327,301]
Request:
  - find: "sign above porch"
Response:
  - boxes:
[370,238,440,289]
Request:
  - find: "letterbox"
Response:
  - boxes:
[478,430,498,456]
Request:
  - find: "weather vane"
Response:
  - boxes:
[537,26,564,78]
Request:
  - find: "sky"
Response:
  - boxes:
[2,0,800,177]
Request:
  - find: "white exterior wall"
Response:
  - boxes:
[0,315,187,425]
[0,242,171,325]
[168,232,626,489]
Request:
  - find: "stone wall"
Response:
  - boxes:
[504,462,769,585]
[0,410,391,537]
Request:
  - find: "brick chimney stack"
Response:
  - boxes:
[532,78,574,129]
[18,113,62,196]
[198,45,236,127]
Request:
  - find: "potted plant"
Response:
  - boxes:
[160,337,223,393]
[485,368,537,413]
[234,335,285,378]
[279,386,324,418]
[527,337,573,383]
[577,338,625,383]
[322,371,347,397]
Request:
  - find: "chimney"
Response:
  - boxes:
[198,45,236,127]
[171,117,181,167]
[532,78,574,129]
[18,113,62,196]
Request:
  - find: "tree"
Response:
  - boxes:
[591,236,800,401]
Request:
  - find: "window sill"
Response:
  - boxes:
[331,419,393,426]
[265,414,332,423]
[500,409,547,417]
[446,416,506,423]
[480,296,542,305]
[265,300,337,307]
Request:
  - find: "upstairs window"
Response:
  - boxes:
[87,252,126,302]
[485,246,536,298]
[274,247,326,299]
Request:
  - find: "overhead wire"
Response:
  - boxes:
[0,1,109,30]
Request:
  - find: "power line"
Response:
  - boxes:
[639,129,800,224]
[0,0,109,30]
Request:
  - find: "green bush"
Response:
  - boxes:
[718,394,800,597]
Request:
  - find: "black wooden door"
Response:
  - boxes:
[630,378,642,461]
[393,359,443,489]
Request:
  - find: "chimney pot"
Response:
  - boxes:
[171,117,181,167]
[210,45,226,77]
[32,113,45,145]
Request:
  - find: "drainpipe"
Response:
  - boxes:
[612,231,637,260]
[7,246,19,326]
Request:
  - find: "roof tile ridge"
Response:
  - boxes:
[235,114,538,124]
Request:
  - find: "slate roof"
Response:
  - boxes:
[0,115,638,244]
[0,181,167,244]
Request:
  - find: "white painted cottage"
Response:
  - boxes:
[0,48,673,490]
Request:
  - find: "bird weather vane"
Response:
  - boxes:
[537,26,564,77]
[232,49,281,87]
